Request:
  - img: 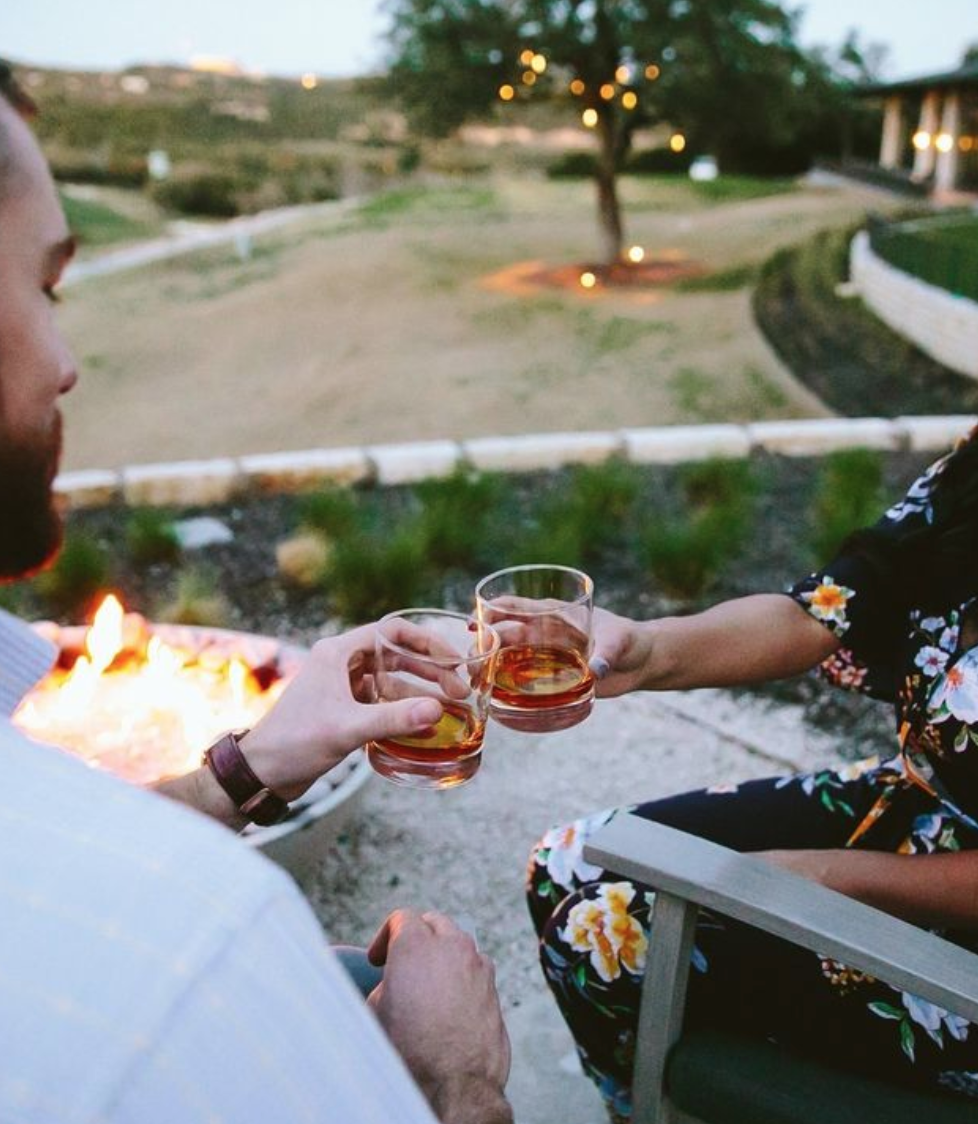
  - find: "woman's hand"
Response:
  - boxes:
[589,608,656,698]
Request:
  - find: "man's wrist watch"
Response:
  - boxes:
[202,730,290,826]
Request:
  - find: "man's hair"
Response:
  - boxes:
[0,59,38,196]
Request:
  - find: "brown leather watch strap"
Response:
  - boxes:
[203,730,289,827]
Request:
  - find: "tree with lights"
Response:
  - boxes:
[385,0,871,265]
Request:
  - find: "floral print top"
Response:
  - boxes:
[788,428,978,825]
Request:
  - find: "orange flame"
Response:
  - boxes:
[13,594,288,786]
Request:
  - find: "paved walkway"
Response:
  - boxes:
[62,196,358,286]
[308,685,848,1123]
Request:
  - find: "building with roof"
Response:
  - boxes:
[863,61,978,199]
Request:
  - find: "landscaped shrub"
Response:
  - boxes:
[416,470,504,570]
[125,509,181,567]
[326,521,433,623]
[809,448,884,564]
[156,568,232,628]
[642,458,757,599]
[546,151,598,179]
[625,147,693,175]
[298,487,359,538]
[152,171,240,218]
[33,532,111,616]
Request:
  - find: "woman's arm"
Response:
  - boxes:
[759,847,978,931]
[591,593,841,697]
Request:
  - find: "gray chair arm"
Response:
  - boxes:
[583,813,978,1124]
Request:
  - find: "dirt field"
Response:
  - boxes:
[58,175,891,471]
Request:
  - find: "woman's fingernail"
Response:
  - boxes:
[589,656,610,680]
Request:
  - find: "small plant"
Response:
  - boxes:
[509,461,641,569]
[156,568,232,628]
[416,470,503,569]
[809,448,885,563]
[643,504,751,600]
[33,532,110,616]
[297,486,359,538]
[125,509,181,567]
[276,531,331,589]
[678,457,757,511]
[642,458,757,600]
[571,460,641,531]
[326,521,434,623]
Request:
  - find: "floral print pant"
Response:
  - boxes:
[526,761,978,1121]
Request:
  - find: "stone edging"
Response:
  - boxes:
[850,231,978,380]
[54,416,977,511]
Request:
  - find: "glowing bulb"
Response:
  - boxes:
[912,130,931,151]
[669,132,687,153]
[622,91,638,110]
[582,108,599,128]
[627,245,645,263]
[935,132,954,153]
[615,65,630,84]
[522,70,537,86]
[645,64,661,80]
[499,84,515,101]
[520,48,535,66]
[531,53,547,74]
[570,78,586,96]
[300,73,317,90]
[599,83,616,100]
[579,271,597,289]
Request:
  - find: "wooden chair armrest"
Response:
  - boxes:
[584,813,978,1020]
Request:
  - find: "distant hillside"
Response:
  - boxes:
[19,63,393,152]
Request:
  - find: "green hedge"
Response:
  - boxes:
[869,214,978,303]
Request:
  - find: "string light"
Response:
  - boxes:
[498,84,515,101]
[570,78,586,95]
[645,64,661,81]
[579,271,597,289]
[531,53,547,74]
[627,245,645,263]
[669,133,687,153]
[622,91,638,110]
[599,82,616,100]
[582,108,599,128]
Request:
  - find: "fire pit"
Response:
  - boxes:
[13,595,371,880]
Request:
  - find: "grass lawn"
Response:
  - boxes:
[60,190,162,249]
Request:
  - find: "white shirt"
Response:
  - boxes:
[0,609,437,1124]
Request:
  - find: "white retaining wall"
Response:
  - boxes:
[55,416,977,510]
[850,231,978,380]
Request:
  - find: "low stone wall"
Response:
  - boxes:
[850,231,978,379]
[55,416,977,511]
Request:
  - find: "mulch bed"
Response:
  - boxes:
[24,445,940,764]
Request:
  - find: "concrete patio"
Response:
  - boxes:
[308,684,853,1123]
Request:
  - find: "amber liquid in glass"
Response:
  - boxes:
[368,703,485,788]
[491,646,594,709]
[372,704,484,764]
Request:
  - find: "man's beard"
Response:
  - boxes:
[0,419,64,580]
